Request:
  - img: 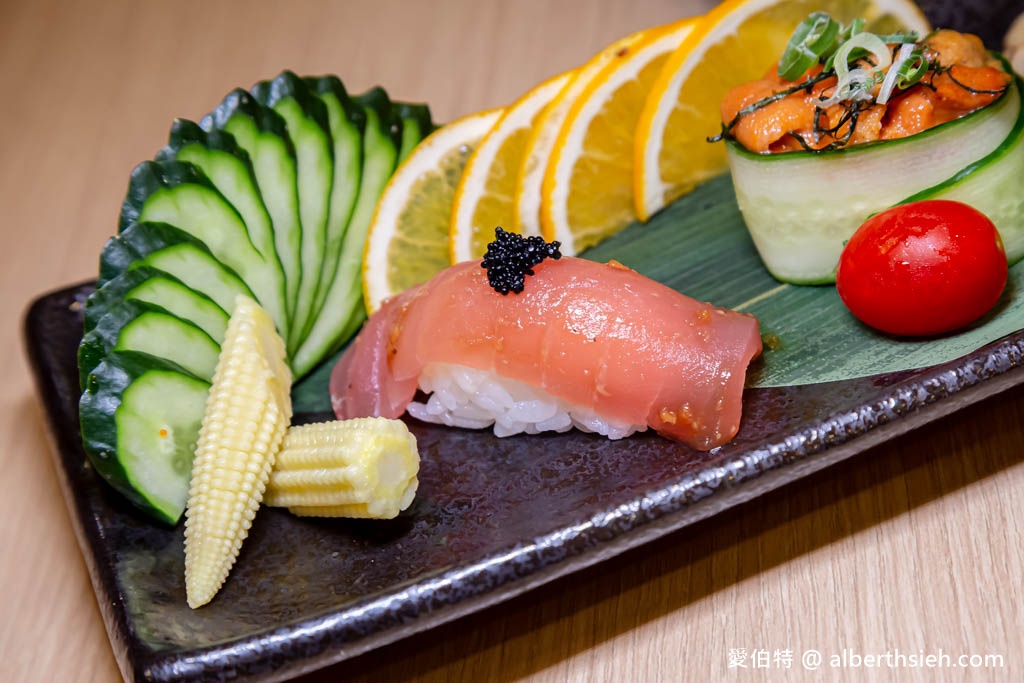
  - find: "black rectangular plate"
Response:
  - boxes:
[23,281,1024,682]
[24,3,1023,679]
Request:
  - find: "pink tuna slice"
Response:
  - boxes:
[330,257,762,450]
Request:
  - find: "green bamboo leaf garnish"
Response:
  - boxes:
[291,175,1024,412]
[583,177,1024,389]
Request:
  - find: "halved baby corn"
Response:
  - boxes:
[184,295,292,609]
[265,418,419,519]
[182,297,419,607]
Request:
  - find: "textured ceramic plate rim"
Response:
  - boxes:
[24,281,1024,682]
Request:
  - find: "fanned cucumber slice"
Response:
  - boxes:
[80,352,209,525]
[85,266,228,343]
[201,90,302,329]
[155,120,287,336]
[98,232,143,286]
[79,299,220,388]
[902,75,1024,263]
[252,72,334,350]
[80,72,436,524]
[101,221,254,314]
[395,101,436,163]
[305,76,366,344]
[291,87,405,377]
[120,160,289,336]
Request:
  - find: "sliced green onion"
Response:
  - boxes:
[896,47,928,89]
[845,19,866,39]
[875,30,920,43]
[824,19,867,71]
[833,32,891,82]
[819,32,892,107]
[778,12,841,80]
[877,43,916,104]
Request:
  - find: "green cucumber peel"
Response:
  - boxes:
[84,265,228,336]
[158,118,250,167]
[79,351,209,525]
[252,71,334,351]
[119,160,218,232]
[200,88,302,331]
[290,87,404,377]
[78,298,220,389]
[200,88,295,155]
[297,76,367,352]
[118,159,289,337]
[100,221,254,311]
[899,74,1024,263]
[395,101,436,162]
[156,118,287,329]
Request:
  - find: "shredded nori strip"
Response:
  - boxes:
[708,71,832,143]
[935,65,1010,96]
[481,227,561,295]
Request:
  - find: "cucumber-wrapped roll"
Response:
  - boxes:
[719,18,1022,284]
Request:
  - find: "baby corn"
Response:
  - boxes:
[184,296,292,609]
[265,418,419,519]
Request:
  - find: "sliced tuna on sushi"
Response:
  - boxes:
[331,255,761,450]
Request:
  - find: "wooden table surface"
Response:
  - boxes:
[2,1,1023,681]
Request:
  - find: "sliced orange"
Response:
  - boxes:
[449,70,573,263]
[541,18,696,254]
[514,26,653,239]
[362,108,502,314]
[634,0,931,221]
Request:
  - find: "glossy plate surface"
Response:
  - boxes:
[25,277,1024,682]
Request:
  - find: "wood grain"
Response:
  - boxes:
[2,1,1021,681]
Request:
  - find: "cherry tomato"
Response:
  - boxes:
[836,200,1008,336]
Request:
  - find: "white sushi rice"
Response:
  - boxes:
[406,363,646,440]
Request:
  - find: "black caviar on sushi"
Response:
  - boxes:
[481,227,562,295]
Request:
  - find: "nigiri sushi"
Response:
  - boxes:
[331,232,761,449]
